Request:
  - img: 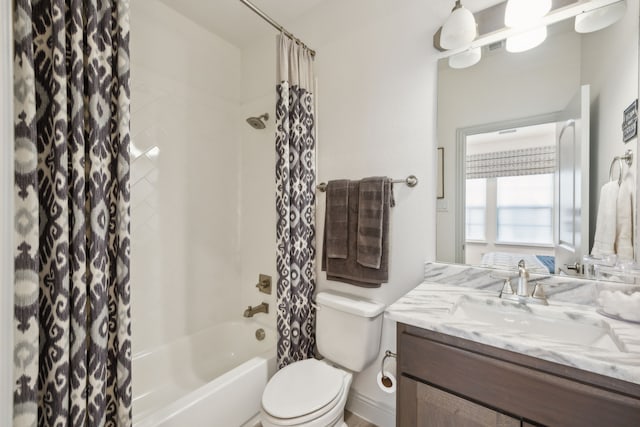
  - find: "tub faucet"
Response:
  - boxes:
[243,302,269,318]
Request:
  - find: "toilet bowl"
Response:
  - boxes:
[260,359,352,427]
[260,291,386,427]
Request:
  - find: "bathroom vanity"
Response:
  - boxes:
[396,324,639,426]
[387,264,640,427]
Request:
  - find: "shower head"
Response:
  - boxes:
[246,113,269,129]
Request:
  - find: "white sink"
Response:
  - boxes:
[450,296,626,352]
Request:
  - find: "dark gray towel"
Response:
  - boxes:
[357,177,386,268]
[325,180,350,259]
[321,180,393,287]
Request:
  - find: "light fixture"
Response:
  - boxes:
[448,47,482,69]
[575,0,627,33]
[506,26,548,53]
[505,0,551,28]
[440,0,477,50]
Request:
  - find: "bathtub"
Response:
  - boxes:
[133,319,276,427]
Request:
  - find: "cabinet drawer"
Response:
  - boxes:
[415,379,520,427]
[399,330,640,427]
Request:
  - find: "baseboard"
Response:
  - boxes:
[240,413,260,427]
[346,390,395,427]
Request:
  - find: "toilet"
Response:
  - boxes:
[260,291,386,427]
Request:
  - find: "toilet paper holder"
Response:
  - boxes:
[380,350,397,387]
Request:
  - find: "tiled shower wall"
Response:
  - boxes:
[130,0,243,353]
[238,40,280,330]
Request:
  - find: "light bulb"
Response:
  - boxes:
[449,47,482,69]
[575,0,627,33]
[506,26,548,53]
[505,0,552,28]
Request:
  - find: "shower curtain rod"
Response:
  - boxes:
[239,0,316,57]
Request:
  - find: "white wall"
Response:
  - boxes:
[312,5,437,423]
[310,0,438,308]
[239,1,441,424]
[436,27,583,263]
[581,0,639,255]
[130,0,243,353]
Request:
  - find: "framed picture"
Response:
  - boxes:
[622,99,638,143]
[437,147,444,199]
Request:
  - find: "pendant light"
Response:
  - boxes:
[575,0,627,33]
[440,0,477,50]
[505,0,552,28]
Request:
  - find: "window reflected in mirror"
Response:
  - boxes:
[496,174,554,245]
[464,123,556,266]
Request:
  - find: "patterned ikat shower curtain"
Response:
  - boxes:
[275,34,317,369]
[13,0,131,425]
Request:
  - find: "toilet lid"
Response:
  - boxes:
[262,359,346,419]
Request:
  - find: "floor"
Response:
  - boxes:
[252,411,377,427]
[345,410,378,427]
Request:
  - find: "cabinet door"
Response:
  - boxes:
[415,380,520,427]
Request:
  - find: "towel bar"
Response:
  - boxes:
[316,175,418,192]
[609,150,633,185]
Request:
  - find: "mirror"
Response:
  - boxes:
[435,1,639,279]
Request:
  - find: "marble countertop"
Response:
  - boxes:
[386,263,640,385]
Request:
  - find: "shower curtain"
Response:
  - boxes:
[13,0,131,426]
[275,34,317,369]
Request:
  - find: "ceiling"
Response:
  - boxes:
[157,0,506,50]
[157,0,329,48]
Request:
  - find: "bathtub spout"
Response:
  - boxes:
[243,302,269,318]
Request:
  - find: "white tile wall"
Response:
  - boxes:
[239,95,278,329]
[130,0,243,354]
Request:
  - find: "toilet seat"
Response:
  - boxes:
[261,359,351,426]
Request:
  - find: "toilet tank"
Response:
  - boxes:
[315,291,386,372]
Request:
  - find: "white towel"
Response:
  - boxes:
[615,176,634,260]
[591,181,619,257]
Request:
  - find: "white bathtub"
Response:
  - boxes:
[133,319,276,427]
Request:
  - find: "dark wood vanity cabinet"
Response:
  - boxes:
[397,323,640,427]
[408,379,520,427]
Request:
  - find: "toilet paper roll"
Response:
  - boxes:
[376,371,396,394]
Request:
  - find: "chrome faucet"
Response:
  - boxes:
[243,302,269,318]
[499,259,548,305]
[517,259,529,297]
